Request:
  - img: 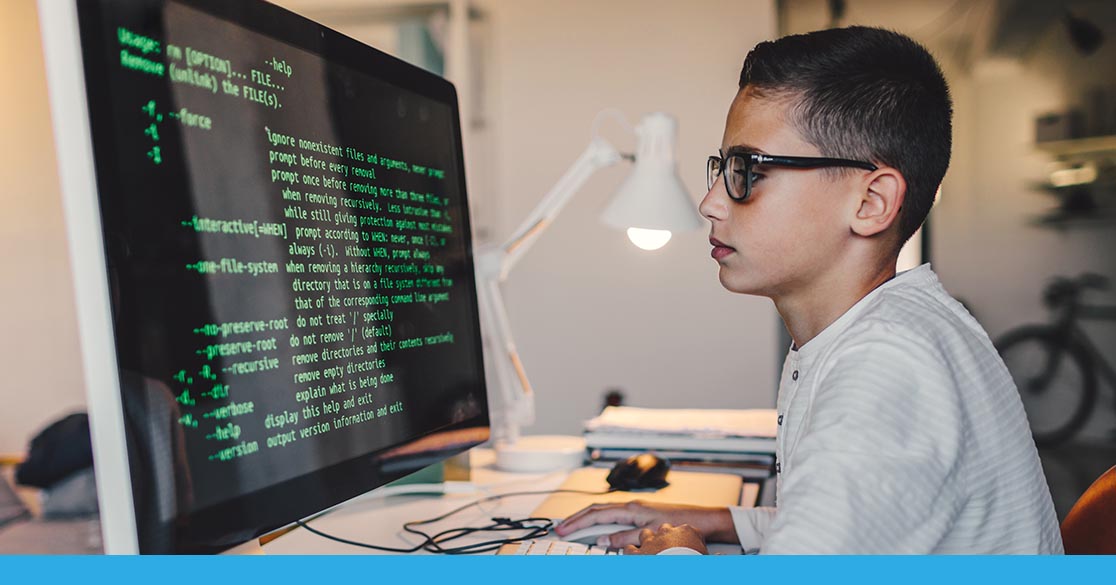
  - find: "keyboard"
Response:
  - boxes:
[500,539,622,555]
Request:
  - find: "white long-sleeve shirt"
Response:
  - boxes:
[718,264,1062,554]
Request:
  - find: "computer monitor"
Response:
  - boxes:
[39,0,489,554]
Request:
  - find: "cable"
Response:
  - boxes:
[402,487,614,554]
[405,516,554,555]
[296,486,617,554]
[296,518,424,553]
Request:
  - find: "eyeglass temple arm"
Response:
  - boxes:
[755,154,877,171]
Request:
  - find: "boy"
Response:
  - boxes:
[554,26,1062,554]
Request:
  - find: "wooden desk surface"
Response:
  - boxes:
[531,466,747,519]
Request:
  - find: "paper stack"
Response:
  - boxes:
[582,407,777,479]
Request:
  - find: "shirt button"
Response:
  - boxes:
[775,462,782,474]
[792,370,799,381]
[777,414,783,426]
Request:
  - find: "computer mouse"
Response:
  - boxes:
[560,523,638,545]
[606,453,670,491]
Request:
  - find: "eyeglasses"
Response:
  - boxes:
[707,149,879,202]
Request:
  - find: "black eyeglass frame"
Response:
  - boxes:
[707,149,879,202]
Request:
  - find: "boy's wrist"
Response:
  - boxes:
[698,507,739,544]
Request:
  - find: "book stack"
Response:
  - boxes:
[582,407,777,479]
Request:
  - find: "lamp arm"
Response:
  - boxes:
[475,273,532,440]
[497,137,623,277]
[476,136,623,443]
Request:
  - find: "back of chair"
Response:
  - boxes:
[1061,465,1116,555]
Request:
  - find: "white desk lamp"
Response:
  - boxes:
[475,111,703,472]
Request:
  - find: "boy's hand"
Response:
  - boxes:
[624,523,708,555]
[554,500,737,549]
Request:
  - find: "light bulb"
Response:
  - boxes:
[626,227,672,251]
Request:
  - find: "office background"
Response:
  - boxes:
[2,0,1114,520]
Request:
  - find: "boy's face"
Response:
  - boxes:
[699,87,862,298]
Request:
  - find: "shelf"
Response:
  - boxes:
[1035,135,1116,157]
[1029,212,1116,229]
[1028,179,1116,193]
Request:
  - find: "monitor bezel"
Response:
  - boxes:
[40,0,489,554]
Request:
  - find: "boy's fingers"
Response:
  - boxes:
[556,503,612,531]
[602,528,643,548]
[555,504,632,534]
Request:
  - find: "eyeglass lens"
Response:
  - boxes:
[726,155,749,200]
[706,156,720,191]
[708,154,754,201]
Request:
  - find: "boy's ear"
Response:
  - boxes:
[851,166,906,238]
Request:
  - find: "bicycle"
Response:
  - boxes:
[995,273,1116,447]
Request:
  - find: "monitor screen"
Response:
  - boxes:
[51,0,488,553]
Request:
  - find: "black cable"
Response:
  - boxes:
[295,487,616,554]
[296,518,424,553]
[415,517,554,555]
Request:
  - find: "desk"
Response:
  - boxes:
[263,448,756,555]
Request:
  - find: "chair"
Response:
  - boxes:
[1061,465,1116,554]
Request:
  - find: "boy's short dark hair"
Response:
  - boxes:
[739,26,952,248]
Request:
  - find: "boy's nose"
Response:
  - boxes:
[699,178,728,221]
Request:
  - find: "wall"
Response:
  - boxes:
[941,6,1116,442]
[475,0,780,434]
[0,0,88,453]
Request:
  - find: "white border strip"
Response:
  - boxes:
[37,0,139,554]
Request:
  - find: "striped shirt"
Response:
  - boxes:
[729,264,1063,554]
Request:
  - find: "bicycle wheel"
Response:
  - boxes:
[995,325,1097,447]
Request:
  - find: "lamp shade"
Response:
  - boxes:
[600,112,704,233]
